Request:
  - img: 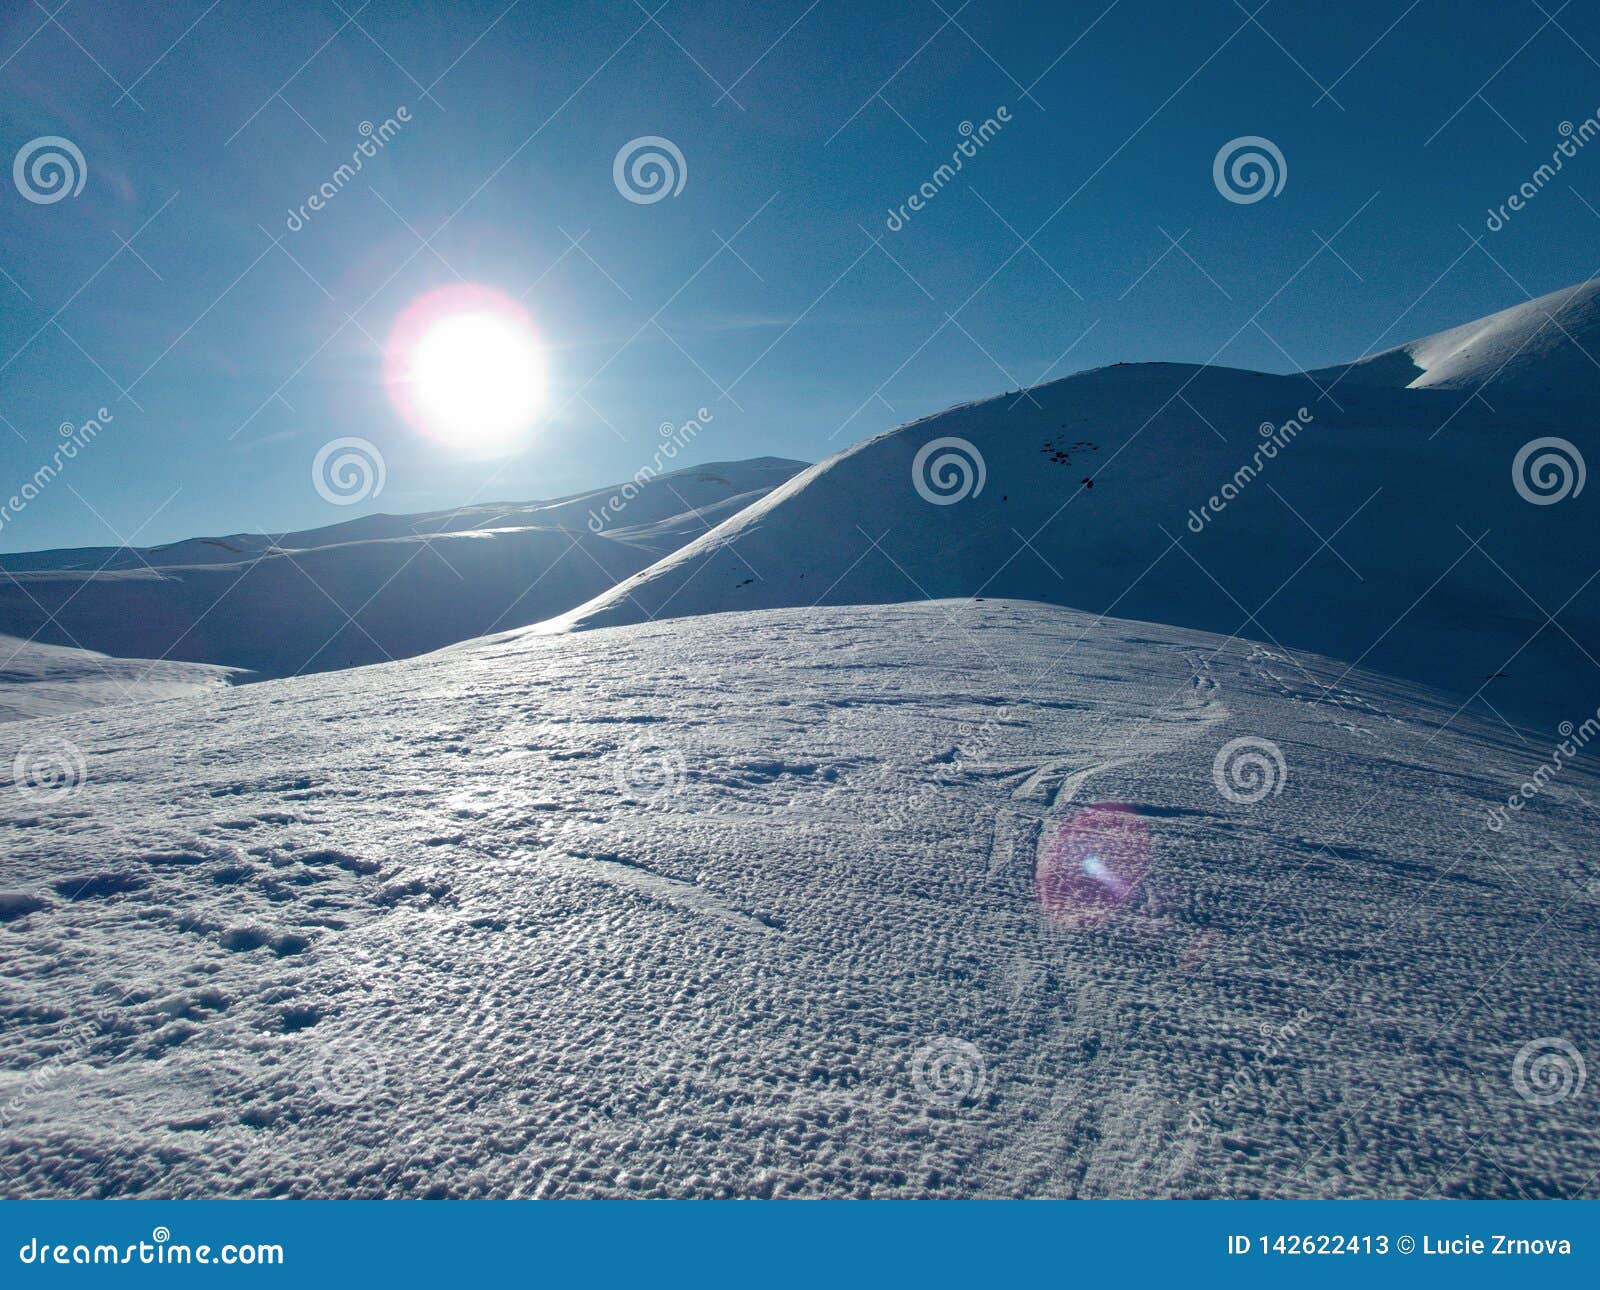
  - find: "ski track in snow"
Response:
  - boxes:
[2,600,1596,1199]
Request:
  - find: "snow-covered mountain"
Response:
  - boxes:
[0,459,804,685]
[2,602,1594,1198]
[1309,278,1600,394]
[4,286,1598,1200]
[520,360,1593,724]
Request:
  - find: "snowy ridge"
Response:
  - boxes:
[1308,278,1600,394]
[513,362,1594,724]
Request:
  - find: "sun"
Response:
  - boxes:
[385,284,547,452]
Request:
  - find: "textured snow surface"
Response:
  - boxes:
[0,458,804,681]
[3,602,1595,1199]
[1310,278,1600,394]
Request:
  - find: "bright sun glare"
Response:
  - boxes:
[385,284,547,452]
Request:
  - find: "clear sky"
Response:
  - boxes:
[4,0,1600,552]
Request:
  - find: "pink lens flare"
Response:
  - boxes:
[1035,803,1151,930]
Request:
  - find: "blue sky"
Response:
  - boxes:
[3,0,1600,551]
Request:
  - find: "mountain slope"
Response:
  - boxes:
[0,635,245,723]
[2,602,1594,1198]
[1308,278,1600,394]
[518,364,1595,724]
[0,458,804,680]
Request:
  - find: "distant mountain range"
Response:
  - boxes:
[0,458,804,713]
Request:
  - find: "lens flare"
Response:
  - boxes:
[383,283,546,454]
[1035,803,1150,930]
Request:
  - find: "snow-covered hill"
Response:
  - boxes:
[0,459,803,682]
[4,286,1597,1200]
[1308,278,1600,394]
[2,602,1594,1198]
[0,635,244,724]
[523,363,1593,724]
